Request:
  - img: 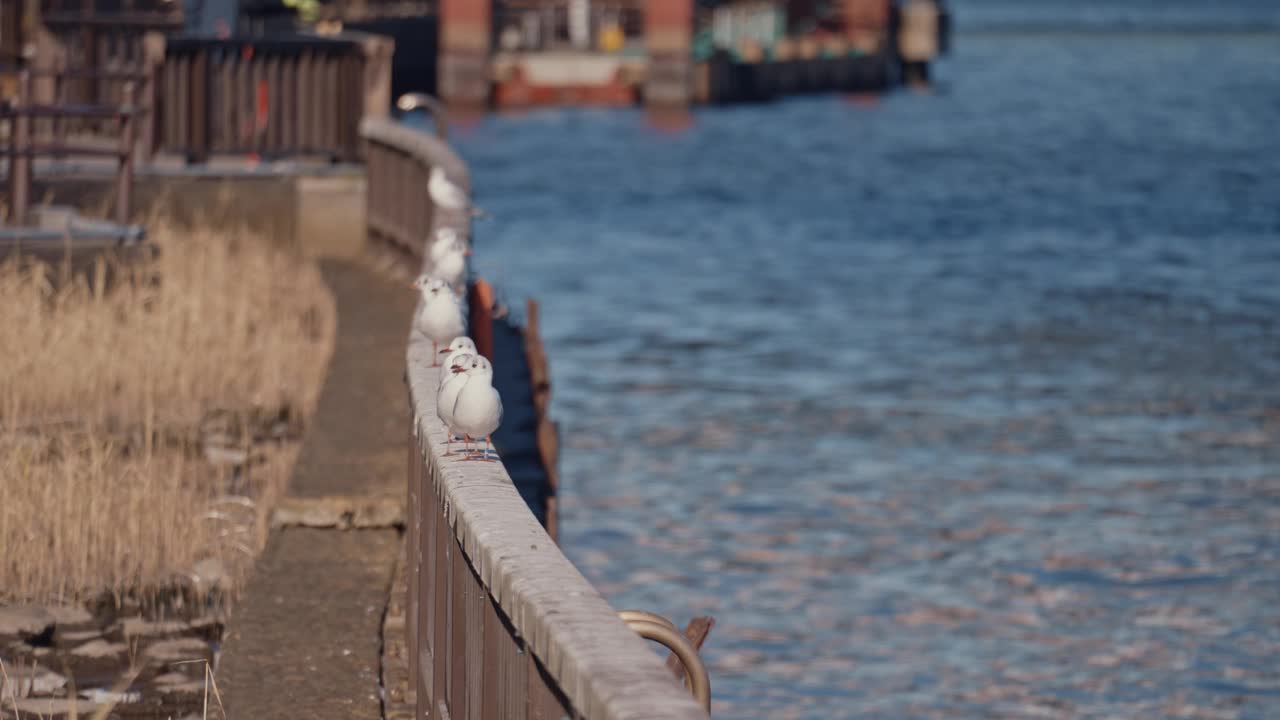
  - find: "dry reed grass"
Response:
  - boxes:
[0,218,336,604]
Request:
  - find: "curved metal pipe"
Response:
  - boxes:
[618,609,679,633]
[395,92,449,139]
[621,617,712,714]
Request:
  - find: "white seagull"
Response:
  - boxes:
[438,335,478,388]
[451,355,503,461]
[428,166,488,219]
[437,350,475,453]
[429,227,471,289]
[412,275,466,365]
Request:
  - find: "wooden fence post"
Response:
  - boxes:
[117,80,136,225]
[190,45,209,164]
[139,31,165,162]
[8,71,33,226]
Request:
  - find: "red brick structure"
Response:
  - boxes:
[439,0,492,108]
[841,0,892,52]
[645,0,693,108]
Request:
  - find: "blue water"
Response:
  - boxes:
[445,3,1280,717]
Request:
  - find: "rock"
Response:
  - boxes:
[153,672,206,694]
[8,664,68,695]
[45,604,93,625]
[203,444,249,466]
[71,639,129,658]
[120,617,189,638]
[0,605,53,638]
[6,697,102,715]
[80,688,142,704]
[144,637,210,662]
[271,496,405,529]
[59,629,103,643]
[189,557,228,591]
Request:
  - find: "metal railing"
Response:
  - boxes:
[2,69,140,225]
[160,32,393,163]
[365,114,710,719]
[12,14,393,165]
[36,0,180,130]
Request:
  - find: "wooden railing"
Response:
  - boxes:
[364,116,710,719]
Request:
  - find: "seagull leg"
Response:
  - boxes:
[431,340,440,367]
[478,435,497,462]
[442,426,458,456]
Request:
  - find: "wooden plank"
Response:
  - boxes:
[527,655,573,720]
[468,278,495,361]
[418,445,438,707]
[432,487,449,710]
[464,555,485,720]
[407,421,420,689]
[481,595,529,720]
[523,298,559,540]
[448,536,468,718]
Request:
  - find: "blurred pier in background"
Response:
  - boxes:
[434,0,952,110]
[1,1,949,118]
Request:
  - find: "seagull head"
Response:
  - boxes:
[467,355,494,381]
[442,336,477,356]
[411,274,449,298]
[448,352,475,374]
[431,228,472,260]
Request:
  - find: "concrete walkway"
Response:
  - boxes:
[216,260,415,719]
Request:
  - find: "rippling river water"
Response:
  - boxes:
[443,3,1280,716]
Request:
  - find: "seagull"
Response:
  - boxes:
[451,355,503,461]
[437,351,475,453]
[412,275,466,365]
[428,166,488,219]
[438,335,478,389]
[429,227,471,289]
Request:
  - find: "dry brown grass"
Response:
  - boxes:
[0,218,335,604]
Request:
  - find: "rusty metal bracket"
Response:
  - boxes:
[619,612,712,714]
[618,609,679,632]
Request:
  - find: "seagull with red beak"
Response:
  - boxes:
[451,355,503,461]
[437,351,475,453]
[438,336,478,389]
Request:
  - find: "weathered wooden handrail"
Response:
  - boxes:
[364,116,708,719]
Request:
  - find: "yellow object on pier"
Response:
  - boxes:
[599,23,625,53]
